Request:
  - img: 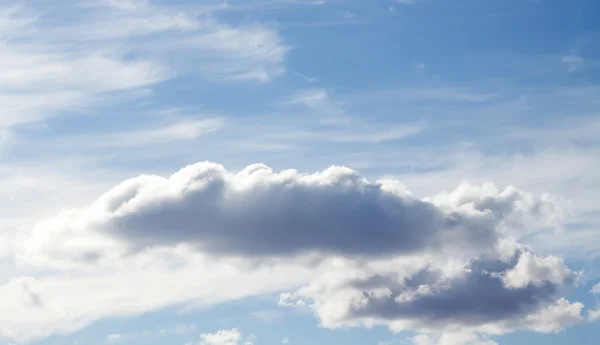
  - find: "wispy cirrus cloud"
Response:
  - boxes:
[41,117,225,148]
[0,0,288,132]
[274,89,426,143]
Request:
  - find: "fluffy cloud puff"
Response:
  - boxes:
[24,162,559,267]
[198,329,242,345]
[8,162,584,341]
[185,329,256,345]
[279,248,581,334]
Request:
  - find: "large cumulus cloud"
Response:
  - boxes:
[9,162,586,342]
[25,162,560,266]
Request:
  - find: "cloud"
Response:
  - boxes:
[200,329,241,345]
[280,247,581,335]
[352,87,495,103]
[196,329,255,345]
[410,332,497,345]
[250,309,286,323]
[0,255,315,342]
[276,89,426,143]
[24,162,558,266]
[500,251,575,289]
[108,333,122,342]
[105,323,198,343]
[5,162,583,342]
[588,283,600,322]
[561,55,600,72]
[0,0,288,131]
[589,307,600,322]
[50,118,225,148]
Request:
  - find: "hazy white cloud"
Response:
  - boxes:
[277,89,425,143]
[353,87,495,103]
[0,254,316,342]
[588,283,600,322]
[561,55,600,72]
[49,118,225,148]
[105,323,197,343]
[410,332,497,345]
[0,0,288,132]
[108,333,122,342]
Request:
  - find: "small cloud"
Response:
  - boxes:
[414,62,426,75]
[107,334,122,342]
[340,10,355,20]
[562,55,600,72]
[200,329,242,345]
[250,309,285,323]
[282,337,290,344]
[284,0,325,5]
[589,308,600,322]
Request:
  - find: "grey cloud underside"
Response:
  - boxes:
[349,253,567,326]
[87,162,539,259]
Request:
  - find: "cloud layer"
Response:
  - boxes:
[0,0,287,131]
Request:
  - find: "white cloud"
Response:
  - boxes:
[520,298,584,333]
[501,251,574,289]
[587,283,600,322]
[353,87,495,103]
[23,162,558,267]
[0,162,581,343]
[282,336,290,344]
[589,307,600,322]
[51,118,225,148]
[104,323,198,343]
[561,55,600,72]
[200,329,241,345]
[383,144,600,258]
[250,309,286,323]
[410,332,497,345]
[0,254,315,342]
[276,89,425,142]
[195,329,256,345]
[107,333,122,342]
[0,0,288,131]
[280,249,582,335]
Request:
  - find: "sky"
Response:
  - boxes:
[1,0,600,344]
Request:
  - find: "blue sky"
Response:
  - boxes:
[1,0,600,345]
